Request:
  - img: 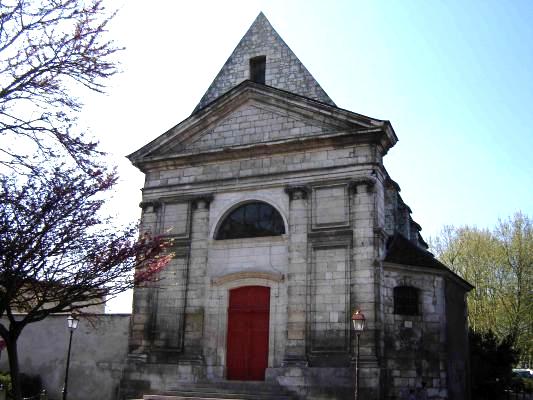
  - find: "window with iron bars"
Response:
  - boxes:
[393,286,419,315]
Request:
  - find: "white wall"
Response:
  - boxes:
[0,314,130,400]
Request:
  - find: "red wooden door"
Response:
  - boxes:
[226,286,270,380]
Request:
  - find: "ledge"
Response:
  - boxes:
[211,271,284,286]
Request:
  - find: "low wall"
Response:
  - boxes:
[0,314,130,400]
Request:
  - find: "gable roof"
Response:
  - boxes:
[128,81,397,170]
[193,12,334,113]
[384,232,473,290]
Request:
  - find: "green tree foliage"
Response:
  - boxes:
[469,329,518,400]
[432,213,532,366]
[0,371,12,394]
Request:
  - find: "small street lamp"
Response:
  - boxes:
[62,314,79,400]
[351,309,366,400]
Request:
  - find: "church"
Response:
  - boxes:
[121,13,472,400]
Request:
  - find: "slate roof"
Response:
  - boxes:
[385,232,447,270]
[384,232,473,289]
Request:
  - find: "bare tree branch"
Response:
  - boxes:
[0,0,122,172]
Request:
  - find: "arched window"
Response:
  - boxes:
[393,286,419,315]
[215,201,285,240]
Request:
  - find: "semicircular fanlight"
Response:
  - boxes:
[215,201,285,240]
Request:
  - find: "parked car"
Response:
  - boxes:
[512,369,533,393]
[513,369,533,378]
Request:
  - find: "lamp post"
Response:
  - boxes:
[351,309,366,400]
[62,314,79,400]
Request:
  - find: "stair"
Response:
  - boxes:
[141,381,296,400]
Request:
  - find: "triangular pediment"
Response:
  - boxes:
[167,100,347,155]
[194,12,334,113]
[128,82,388,166]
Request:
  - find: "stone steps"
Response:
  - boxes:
[144,395,291,400]
[141,381,295,400]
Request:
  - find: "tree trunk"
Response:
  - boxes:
[6,335,22,400]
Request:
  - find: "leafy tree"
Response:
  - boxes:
[432,213,532,366]
[495,214,533,358]
[469,329,518,400]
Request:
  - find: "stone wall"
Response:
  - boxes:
[121,18,470,395]
[187,103,345,152]
[382,266,448,400]
[205,188,289,373]
[143,144,375,191]
[194,13,334,112]
[0,314,129,400]
[122,120,469,400]
[123,170,386,399]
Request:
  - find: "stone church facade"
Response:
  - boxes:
[121,13,472,400]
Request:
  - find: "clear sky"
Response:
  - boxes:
[82,1,533,312]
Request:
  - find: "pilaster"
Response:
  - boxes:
[181,195,212,361]
[129,201,161,354]
[351,176,386,400]
[283,185,310,366]
[350,180,379,362]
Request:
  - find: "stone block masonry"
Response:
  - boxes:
[122,11,471,400]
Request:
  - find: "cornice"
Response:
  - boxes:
[139,193,214,209]
[135,128,388,173]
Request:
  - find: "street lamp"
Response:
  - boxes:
[351,309,366,400]
[62,314,79,400]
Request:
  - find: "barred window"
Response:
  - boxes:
[215,201,285,240]
[394,286,419,315]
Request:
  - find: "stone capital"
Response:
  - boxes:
[349,177,376,194]
[139,200,161,212]
[191,195,214,210]
[284,185,310,201]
